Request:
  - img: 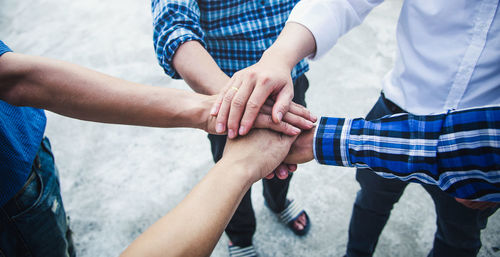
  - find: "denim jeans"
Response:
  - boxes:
[346,94,499,257]
[0,137,75,257]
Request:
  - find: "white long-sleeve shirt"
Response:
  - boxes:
[288,0,500,114]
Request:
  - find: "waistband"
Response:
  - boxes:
[381,92,406,114]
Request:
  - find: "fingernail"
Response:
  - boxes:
[239,126,246,135]
[216,123,224,133]
[292,127,301,134]
[277,112,283,122]
[311,114,318,122]
[279,169,288,178]
[228,129,235,138]
[210,106,217,115]
[306,120,314,128]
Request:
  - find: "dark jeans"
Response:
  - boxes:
[346,94,499,257]
[208,74,309,247]
[0,137,75,257]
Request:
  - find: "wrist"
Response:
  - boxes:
[217,157,257,186]
[192,94,216,132]
[260,47,296,72]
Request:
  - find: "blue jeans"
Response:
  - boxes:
[0,137,75,257]
[346,94,499,257]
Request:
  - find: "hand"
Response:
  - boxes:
[265,163,298,180]
[205,97,316,137]
[210,58,304,137]
[284,127,315,164]
[455,198,498,210]
[222,129,297,182]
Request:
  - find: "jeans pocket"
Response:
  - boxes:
[41,137,55,160]
[9,169,44,220]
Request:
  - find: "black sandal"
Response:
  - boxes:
[228,244,257,257]
[278,199,311,236]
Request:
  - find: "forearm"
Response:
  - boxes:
[121,129,296,256]
[260,22,316,71]
[314,116,441,172]
[120,159,254,257]
[0,52,211,130]
[172,41,229,95]
[314,107,500,201]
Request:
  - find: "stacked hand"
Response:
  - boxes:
[205,97,316,138]
[223,129,299,182]
[203,57,317,180]
[210,59,316,137]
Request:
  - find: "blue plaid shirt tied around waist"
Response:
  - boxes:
[151,0,308,80]
[314,106,500,202]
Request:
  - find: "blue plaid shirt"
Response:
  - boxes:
[152,0,308,80]
[314,106,500,202]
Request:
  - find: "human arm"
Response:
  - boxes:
[212,0,384,137]
[285,107,500,202]
[0,51,309,135]
[120,129,297,257]
[172,41,229,95]
[0,52,215,130]
[151,0,229,95]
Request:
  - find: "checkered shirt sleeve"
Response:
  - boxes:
[314,107,500,202]
[152,0,205,79]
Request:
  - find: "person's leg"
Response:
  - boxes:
[0,137,75,257]
[263,174,293,213]
[423,184,499,257]
[208,134,256,247]
[347,170,408,257]
[346,94,408,257]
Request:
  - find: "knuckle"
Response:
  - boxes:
[246,100,260,110]
[261,115,273,127]
[231,97,246,109]
[280,122,289,130]
[223,93,233,103]
[216,117,226,125]
[260,77,270,87]
[302,107,310,116]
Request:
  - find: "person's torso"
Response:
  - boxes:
[0,101,46,207]
[197,0,308,79]
[383,0,500,114]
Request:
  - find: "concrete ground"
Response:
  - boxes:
[1,0,499,256]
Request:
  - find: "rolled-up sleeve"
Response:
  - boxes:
[152,0,206,79]
[287,0,383,60]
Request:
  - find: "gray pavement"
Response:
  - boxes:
[1,0,499,256]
